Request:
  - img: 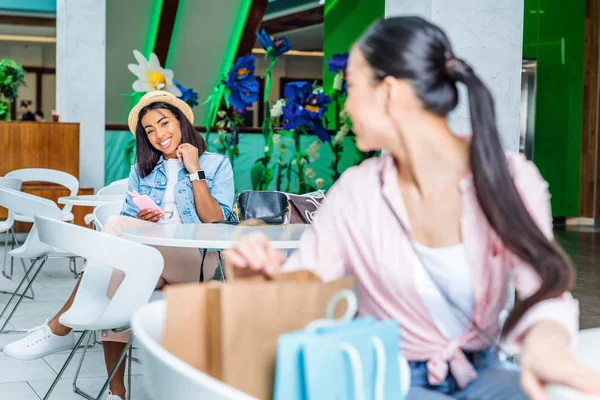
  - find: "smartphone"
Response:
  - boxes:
[128,190,165,217]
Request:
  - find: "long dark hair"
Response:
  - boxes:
[359,17,573,336]
[135,102,207,178]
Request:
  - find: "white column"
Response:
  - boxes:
[56,0,106,190]
[385,0,524,151]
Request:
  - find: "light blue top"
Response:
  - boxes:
[121,151,235,223]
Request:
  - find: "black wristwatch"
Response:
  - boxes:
[189,170,206,182]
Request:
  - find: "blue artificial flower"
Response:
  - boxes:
[224,55,259,113]
[327,52,349,93]
[175,81,199,108]
[256,29,292,57]
[326,52,349,74]
[282,81,332,142]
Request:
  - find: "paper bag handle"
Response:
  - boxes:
[305,289,357,331]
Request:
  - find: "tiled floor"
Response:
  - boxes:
[555,225,600,329]
[0,225,597,400]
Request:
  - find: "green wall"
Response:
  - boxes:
[523,0,585,217]
[105,131,359,194]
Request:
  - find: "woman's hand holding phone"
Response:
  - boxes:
[128,190,164,222]
[137,208,163,222]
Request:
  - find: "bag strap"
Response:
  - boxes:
[379,173,515,360]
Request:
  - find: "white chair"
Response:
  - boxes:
[0,178,23,278]
[108,178,129,187]
[0,188,79,334]
[34,215,164,400]
[546,328,600,399]
[6,168,79,223]
[0,177,37,300]
[83,180,128,227]
[132,300,258,400]
[92,202,124,231]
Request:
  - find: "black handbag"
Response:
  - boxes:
[236,191,289,225]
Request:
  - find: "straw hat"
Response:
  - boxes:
[127,90,194,135]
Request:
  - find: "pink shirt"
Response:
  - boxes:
[283,152,578,388]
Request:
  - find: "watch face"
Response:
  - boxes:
[197,170,206,180]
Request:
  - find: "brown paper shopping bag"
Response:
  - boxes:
[162,271,354,399]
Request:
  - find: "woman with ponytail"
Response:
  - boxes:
[225,17,600,398]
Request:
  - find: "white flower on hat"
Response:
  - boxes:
[128,50,182,96]
[315,178,325,188]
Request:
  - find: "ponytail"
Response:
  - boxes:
[446,57,574,336]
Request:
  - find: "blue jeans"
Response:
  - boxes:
[407,348,527,399]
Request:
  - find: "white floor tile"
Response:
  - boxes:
[29,375,151,400]
[0,331,26,350]
[0,300,66,317]
[0,382,40,400]
[43,349,143,379]
[7,314,51,330]
[0,353,56,383]
[35,273,80,289]
[0,275,45,293]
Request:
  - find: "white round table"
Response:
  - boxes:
[58,195,124,207]
[120,223,308,250]
[546,328,600,399]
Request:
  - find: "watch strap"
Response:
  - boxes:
[189,170,206,181]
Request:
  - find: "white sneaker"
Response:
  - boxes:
[106,391,124,400]
[3,319,75,360]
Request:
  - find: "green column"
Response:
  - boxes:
[523,0,585,217]
[323,0,385,123]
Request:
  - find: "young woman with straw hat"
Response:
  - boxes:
[4,91,235,400]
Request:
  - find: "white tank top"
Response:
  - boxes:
[158,159,184,225]
[413,243,474,339]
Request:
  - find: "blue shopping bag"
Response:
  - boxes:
[273,290,407,400]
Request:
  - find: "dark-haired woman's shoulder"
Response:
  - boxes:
[505,151,548,193]
[505,151,552,237]
[325,153,390,207]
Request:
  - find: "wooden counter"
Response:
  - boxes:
[0,121,93,231]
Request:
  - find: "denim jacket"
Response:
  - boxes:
[121,151,235,223]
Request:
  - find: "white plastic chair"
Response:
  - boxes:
[83,180,128,227]
[6,168,79,223]
[132,300,258,400]
[0,187,79,334]
[34,215,164,400]
[92,202,124,232]
[108,178,129,188]
[0,178,23,279]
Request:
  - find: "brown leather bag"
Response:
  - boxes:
[287,191,325,224]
